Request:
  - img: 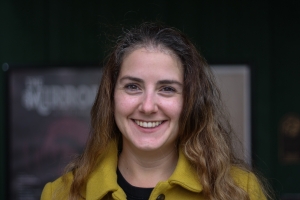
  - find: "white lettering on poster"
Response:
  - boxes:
[22,77,98,116]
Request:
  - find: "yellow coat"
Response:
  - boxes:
[41,142,266,200]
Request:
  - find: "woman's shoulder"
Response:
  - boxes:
[41,172,74,200]
[230,166,267,200]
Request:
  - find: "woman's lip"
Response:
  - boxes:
[133,119,165,128]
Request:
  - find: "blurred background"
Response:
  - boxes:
[1,0,300,199]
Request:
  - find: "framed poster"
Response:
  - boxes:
[279,113,300,163]
[212,65,251,164]
[6,66,102,199]
[6,64,251,199]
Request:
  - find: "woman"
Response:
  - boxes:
[41,22,268,200]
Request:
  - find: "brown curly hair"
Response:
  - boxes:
[65,22,268,200]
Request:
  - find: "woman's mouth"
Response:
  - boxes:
[134,120,163,128]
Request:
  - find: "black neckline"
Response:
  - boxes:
[117,168,154,200]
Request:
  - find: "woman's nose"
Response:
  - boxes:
[139,92,158,114]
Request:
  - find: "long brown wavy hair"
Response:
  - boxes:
[65,22,267,200]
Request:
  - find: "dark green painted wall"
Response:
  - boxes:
[269,1,300,196]
[1,0,299,198]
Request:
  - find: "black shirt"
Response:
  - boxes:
[117,168,154,200]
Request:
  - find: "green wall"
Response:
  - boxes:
[1,0,299,198]
[269,1,300,196]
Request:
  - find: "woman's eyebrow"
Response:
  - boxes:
[119,76,183,87]
[119,76,144,83]
[158,80,183,87]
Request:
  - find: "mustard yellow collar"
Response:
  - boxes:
[83,142,202,199]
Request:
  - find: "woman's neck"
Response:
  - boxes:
[117,144,178,188]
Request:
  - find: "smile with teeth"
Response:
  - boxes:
[134,120,163,128]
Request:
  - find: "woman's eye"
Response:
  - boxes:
[124,84,140,91]
[161,86,176,93]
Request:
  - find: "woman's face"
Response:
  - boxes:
[114,47,184,152]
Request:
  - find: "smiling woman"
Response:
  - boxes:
[41,22,270,200]
[114,48,183,155]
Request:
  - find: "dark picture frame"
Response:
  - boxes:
[5,65,102,199]
[5,64,251,199]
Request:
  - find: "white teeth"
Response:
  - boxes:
[134,120,162,128]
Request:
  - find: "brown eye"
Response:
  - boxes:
[161,86,176,93]
[124,84,141,93]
